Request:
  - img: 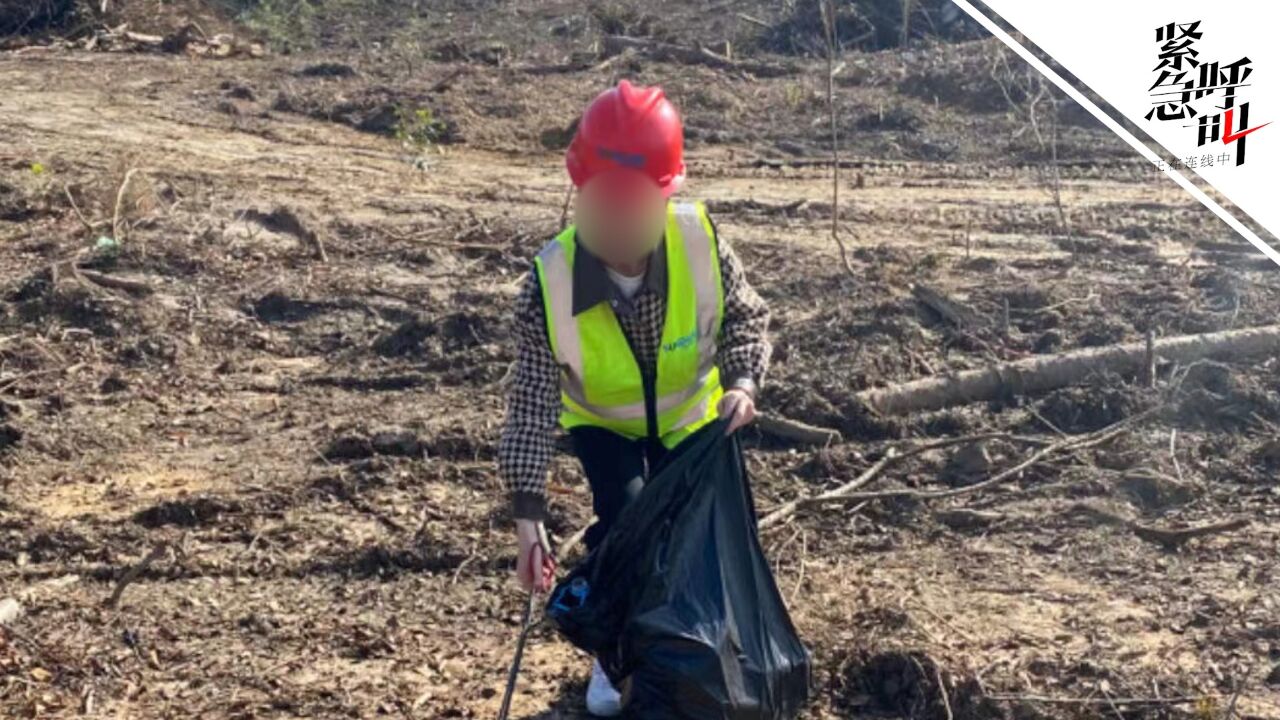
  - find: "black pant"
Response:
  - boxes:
[570,427,668,553]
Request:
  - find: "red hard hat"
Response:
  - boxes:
[566,80,685,198]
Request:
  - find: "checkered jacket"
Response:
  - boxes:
[499,216,771,520]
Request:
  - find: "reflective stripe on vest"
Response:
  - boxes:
[534,201,724,446]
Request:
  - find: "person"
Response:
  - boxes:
[498,79,772,717]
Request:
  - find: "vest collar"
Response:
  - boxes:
[570,229,668,316]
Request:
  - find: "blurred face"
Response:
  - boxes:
[574,169,667,267]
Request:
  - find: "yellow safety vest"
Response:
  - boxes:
[534,201,724,448]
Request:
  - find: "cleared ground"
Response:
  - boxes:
[1,19,1279,719]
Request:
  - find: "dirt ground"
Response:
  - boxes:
[2,2,1279,718]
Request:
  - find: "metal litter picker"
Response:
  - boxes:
[496,524,554,720]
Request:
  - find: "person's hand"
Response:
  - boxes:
[718,388,757,435]
[515,518,556,593]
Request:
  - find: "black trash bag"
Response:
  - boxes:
[546,420,811,719]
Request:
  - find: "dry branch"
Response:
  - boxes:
[988,693,1211,707]
[934,663,954,720]
[105,542,170,608]
[759,450,897,530]
[890,432,1050,454]
[63,185,104,233]
[555,520,593,561]
[758,431,1052,530]
[1070,503,1249,549]
[428,67,466,93]
[857,324,1280,416]
[559,184,574,229]
[811,409,1151,506]
[77,269,154,296]
[756,414,841,445]
[1132,518,1249,548]
[111,167,139,243]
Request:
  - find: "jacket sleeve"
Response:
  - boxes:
[498,270,561,521]
[708,215,772,394]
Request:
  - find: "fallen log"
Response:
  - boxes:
[856,324,1280,416]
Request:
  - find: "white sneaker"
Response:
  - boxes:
[586,658,623,717]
